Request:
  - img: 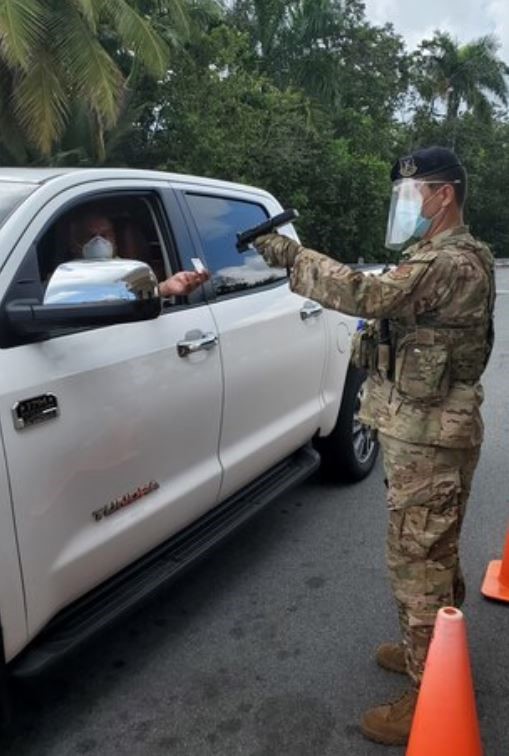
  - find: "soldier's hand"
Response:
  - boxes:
[254,233,303,268]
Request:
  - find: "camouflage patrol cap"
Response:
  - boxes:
[391,146,463,182]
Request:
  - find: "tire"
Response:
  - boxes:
[315,365,379,483]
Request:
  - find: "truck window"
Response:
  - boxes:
[185,194,286,297]
[0,192,181,348]
[37,195,170,285]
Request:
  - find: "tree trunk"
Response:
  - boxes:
[446,89,460,121]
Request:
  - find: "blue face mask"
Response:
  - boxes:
[392,198,432,243]
[386,181,447,251]
[414,211,432,240]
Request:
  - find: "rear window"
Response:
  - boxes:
[0,182,35,227]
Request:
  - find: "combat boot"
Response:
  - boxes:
[376,642,407,675]
[360,688,418,746]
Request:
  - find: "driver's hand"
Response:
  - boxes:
[159,270,210,297]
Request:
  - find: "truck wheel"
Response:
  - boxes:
[316,366,379,483]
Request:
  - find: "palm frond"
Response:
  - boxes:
[54,6,124,127]
[463,35,499,59]
[69,0,101,32]
[471,90,493,121]
[291,0,339,46]
[253,0,287,56]
[107,0,171,78]
[48,145,91,167]
[162,0,191,35]
[186,0,224,32]
[60,99,94,151]
[0,58,28,161]
[477,67,508,105]
[104,94,148,158]
[12,54,69,155]
[417,30,509,119]
[0,0,46,70]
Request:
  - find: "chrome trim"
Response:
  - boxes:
[44,259,159,306]
[92,481,160,522]
[177,332,218,358]
[300,302,323,321]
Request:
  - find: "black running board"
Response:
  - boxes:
[12,445,320,678]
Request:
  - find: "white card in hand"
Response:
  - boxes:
[191,258,206,273]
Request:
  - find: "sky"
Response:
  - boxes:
[363,0,509,63]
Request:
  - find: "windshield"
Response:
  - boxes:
[0,182,36,227]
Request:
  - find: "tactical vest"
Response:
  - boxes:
[354,240,495,405]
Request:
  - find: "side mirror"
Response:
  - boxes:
[7,259,161,334]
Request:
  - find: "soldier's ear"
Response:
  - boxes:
[441,184,455,208]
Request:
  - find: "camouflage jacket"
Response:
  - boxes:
[290,226,495,448]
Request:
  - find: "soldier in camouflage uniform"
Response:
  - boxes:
[255,147,495,746]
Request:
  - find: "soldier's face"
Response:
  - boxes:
[419,183,454,219]
[385,178,456,250]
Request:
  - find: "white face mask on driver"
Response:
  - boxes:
[82,235,115,260]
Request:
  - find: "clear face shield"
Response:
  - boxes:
[385,178,457,252]
[385,180,429,252]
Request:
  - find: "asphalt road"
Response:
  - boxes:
[2,270,509,756]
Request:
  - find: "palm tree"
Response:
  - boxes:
[229,0,286,58]
[0,0,190,160]
[415,32,509,122]
[229,0,345,104]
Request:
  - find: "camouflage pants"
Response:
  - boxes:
[379,433,480,686]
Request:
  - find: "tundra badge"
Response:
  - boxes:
[12,394,60,430]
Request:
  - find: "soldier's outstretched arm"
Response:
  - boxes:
[290,249,440,318]
[254,232,457,319]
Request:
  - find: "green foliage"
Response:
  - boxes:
[0,0,174,158]
[1,0,508,258]
[227,0,409,128]
[406,110,509,256]
[112,23,390,261]
[412,32,509,121]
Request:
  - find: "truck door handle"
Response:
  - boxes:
[177,332,218,358]
[300,302,323,321]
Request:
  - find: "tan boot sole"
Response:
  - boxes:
[360,721,409,746]
[376,657,407,675]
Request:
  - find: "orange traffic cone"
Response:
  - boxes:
[406,607,483,756]
[481,526,509,602]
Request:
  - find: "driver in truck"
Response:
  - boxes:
[71,210,210,298]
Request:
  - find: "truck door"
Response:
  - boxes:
[178,188,327,500]
[0,180,224,639]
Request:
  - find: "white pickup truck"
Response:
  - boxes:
[0,168,378,709]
